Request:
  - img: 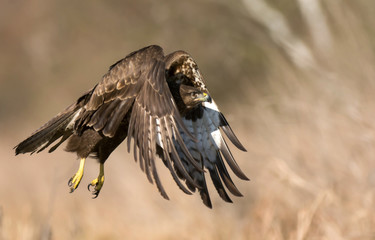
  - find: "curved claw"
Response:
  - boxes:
[68,178,73,188]
[87,183,93,191]
[68,178,76,193]
[87,183,99,198]
[87,177,104,198]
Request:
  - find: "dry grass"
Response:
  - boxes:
[1,1,375,239]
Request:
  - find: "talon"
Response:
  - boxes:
[88,183,99,198]
[87,182,93,191]
[88,163,105,198]
[68,158,86,193]
[68,178,73,187]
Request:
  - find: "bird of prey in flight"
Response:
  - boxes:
[15,45,248,208]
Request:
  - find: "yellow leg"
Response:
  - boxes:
[88,163,105,198]
[68,158,86,193]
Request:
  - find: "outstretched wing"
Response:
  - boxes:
[74,45,202,198]
[14,90,92,155]
[174,99,248,208]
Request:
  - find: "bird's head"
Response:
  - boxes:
[166,52,207,92]
[179,84,211,109]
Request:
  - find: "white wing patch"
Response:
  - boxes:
[67,108,82,129]
[155,118,163,149]
[202,100,219,112]
[210,129,222,148]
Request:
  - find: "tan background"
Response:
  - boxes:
[1,0,375,239]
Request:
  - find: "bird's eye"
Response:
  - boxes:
[191,92,198,98]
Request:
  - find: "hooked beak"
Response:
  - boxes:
[201,92,212,103]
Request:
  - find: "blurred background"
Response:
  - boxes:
[1,0,375,239]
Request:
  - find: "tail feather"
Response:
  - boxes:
[14,104,80,155]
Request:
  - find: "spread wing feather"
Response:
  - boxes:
[14,91,92,155]
[171,100,248,208]
[219,113,247,151]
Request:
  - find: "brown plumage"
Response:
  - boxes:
[14,45,248,208]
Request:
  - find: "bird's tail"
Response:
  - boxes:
[14,102,83,155]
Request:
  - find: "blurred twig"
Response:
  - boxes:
[271,158,318,194]
[295,191,329,240]
[242,0,317,70]
[297,0,332,53]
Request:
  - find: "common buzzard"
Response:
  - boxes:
[15,45,248,208]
